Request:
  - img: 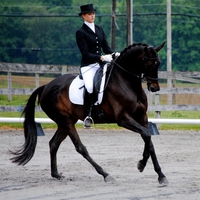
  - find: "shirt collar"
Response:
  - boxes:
[84,21,95,33]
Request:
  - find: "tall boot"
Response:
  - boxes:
[83,92,94,128]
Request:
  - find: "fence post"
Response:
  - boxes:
[7,71,12,101]
[147,93,153,115]
[172,78,176,104]
[35,73,39,88]
[155,94,161,128]
[62,65,67,75]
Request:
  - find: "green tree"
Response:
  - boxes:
[0,4,28,63]
[171,0,200,71]
[1,0,200,71]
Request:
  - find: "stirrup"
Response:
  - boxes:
[83,116,94,129]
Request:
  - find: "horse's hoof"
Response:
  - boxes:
[158,176,169,186]
[104,175,115,182]
[52,173,65,180]
[137,161,145,172]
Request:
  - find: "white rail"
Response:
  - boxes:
[0,117,200,124]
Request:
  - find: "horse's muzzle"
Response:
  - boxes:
[147,83,160,92]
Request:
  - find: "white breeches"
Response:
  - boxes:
[81,63,100,94]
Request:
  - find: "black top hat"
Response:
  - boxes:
[78,4,97,16]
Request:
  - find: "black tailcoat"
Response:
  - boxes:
[76,23,114,67]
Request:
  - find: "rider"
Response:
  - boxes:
[76,4,119,128]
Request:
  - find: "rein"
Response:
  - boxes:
[111,60,140,79]
[103,49,159,91]
[111,55,159,82]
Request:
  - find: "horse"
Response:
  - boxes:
[11,42,169,185]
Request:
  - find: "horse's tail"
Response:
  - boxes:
[10,85,46,166]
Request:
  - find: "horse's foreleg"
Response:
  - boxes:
[49,129,67,179]
[149,140,169,185]
[69,129,112,182]
[118,118,151,172]
[137,135,150,172]
[118,115,168,185]
[140,135,169,185]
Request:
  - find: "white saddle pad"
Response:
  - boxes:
[69,64,108,105]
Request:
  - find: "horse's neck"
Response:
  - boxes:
[110,45,145,90]
[111,66,142,90]
[115,58,142,79]
[117,47,143,76]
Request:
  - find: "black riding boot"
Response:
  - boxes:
[83,92,94,128]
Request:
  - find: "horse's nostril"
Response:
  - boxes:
[151,87,160,92]
[148,85,160,92]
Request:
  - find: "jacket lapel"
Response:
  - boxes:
[83,23,96,35]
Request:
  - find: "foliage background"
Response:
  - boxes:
[0,0,200,71]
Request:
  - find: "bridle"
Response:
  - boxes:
[101,51,159,93]
[142,55,159,82]
[110,51,159,82]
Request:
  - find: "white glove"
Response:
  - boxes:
[115,52,120,57]
[102,54,113,62]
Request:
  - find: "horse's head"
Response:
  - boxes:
[113,42,165,92]
[142,42,165,92]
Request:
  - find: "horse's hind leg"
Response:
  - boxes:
[68,125,112,182]
[49,128,68,179]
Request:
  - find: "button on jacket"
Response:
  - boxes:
[76,23,114,67]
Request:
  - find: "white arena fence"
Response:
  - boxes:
[1,63,200,125]
[0,117,200,124]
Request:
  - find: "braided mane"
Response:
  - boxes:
[117,43,148,62]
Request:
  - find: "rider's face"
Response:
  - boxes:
[82,12,95,23]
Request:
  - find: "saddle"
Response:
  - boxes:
[69,63,109,105]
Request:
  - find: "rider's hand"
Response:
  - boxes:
[111,52,120,59]
[101,54,113,62]
[115,52,120,57]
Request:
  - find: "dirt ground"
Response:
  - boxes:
[0,128,200,200]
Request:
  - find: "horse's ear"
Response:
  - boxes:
[155,42,166,52]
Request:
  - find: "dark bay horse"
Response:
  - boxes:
[11,42,169,185]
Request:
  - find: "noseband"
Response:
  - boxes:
[143,56,158,61]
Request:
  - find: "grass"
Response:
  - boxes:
[0,95,29,106]
[148,111,200,130]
